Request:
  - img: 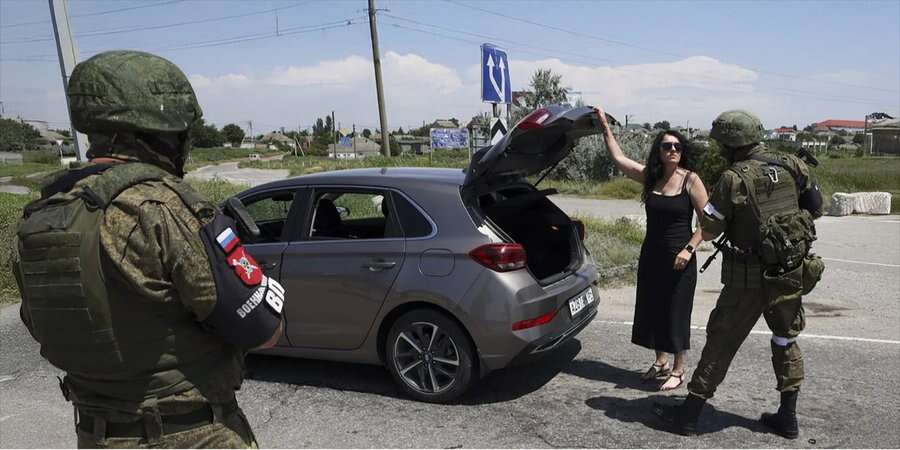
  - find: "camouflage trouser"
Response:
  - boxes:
[75,405,258,449]
[687,285,805,399]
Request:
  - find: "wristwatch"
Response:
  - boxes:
[684,244,696,254]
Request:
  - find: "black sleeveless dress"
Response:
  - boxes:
[632,173,697,353]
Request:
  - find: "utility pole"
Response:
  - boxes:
[49,0,89,162]
[368,0,390,157]
[332,110,337,159]
[353,123,358,159]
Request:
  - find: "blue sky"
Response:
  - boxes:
[2,0,898,135]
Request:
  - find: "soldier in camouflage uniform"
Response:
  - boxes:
[654,110,823,438]
[14,50,285,448]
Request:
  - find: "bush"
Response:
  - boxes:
[0,193,37,304]
[23,149,60,165]
[579,215,644,286]
[690,140,728,187]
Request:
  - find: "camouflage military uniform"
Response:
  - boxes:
[653,110,823,438]
[15,51,282,448]
[688,146,818,399]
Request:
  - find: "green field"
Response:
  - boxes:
[816,157,900,213]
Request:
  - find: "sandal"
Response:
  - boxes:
[659,371,685,391]
[641,362,671,382]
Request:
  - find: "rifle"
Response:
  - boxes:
[699,235,729,274]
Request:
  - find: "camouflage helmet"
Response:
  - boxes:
[68,50,202,135]
[710,110,764,148]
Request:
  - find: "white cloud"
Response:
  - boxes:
[184,52,895,133]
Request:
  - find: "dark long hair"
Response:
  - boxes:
[641,130,693,203]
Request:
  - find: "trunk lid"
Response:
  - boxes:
[463,105,610,191]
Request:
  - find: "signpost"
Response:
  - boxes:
[481,43,511,146]
[430,128,470,149]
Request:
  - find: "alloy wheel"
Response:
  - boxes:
[392,321,461,394]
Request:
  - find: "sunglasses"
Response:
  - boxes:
[660,142,683,152]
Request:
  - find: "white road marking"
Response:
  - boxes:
[822,257,900,268]
[0,375,15,383]
[595,320,900,345]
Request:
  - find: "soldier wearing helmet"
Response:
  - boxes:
[14,50,285,448]
[653,110,823,438]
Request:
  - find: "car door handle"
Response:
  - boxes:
[363,260,396,272]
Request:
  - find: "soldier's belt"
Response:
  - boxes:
[77,400,238,438]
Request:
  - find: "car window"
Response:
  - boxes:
[391,192,433,238]
[244,191,295,243]
[310,189,400,240]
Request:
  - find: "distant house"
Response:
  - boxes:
[869,119,900,155]
[328,136,381,159]
[769,126,798,142]
[814,120,866,134]
[394,135,431,154]
[431,119,458,129]
[260,131,297,150]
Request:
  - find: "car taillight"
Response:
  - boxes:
[573,220,586,241]
[469,243,527,272]
[512,310,557,331]
[515,107,551,130]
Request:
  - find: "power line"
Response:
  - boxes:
[382,19,894,109]
[2,0,184,29]
[1,2,308,45]
[442,0,899,94]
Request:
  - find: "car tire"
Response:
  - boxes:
[385,309,476,403]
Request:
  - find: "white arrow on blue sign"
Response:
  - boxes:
[481,43,511,104]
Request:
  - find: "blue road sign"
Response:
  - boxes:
[430,128,470,149]
[481,44,511,104]
[339,136,352,147]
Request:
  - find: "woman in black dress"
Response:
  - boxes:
[595,107,709,391]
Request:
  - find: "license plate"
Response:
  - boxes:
[568,288,595,317]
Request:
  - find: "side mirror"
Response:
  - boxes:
[336,206,350,218]
[223,197,261,239]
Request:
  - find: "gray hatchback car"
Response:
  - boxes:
[236,106,602,402]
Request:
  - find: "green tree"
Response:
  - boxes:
[510,68,570,124]
[190,119,225,148]
[653,121,671,130]
[829,135,845,146]
[221,123,245,146]
[642,123,651,130]
[692,140,729,187]
[0,118,43,151]
[362,128,372,139]
[852,133,865,145]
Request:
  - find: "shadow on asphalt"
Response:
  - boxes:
[244,339,583,405]
[585,395,770,436]
[563,359,665,392]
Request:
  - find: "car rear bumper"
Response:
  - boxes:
[506,304,597,367]
[474,275,600,372]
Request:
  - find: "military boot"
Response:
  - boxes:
[760,390,799,439]
[653,394,706,436]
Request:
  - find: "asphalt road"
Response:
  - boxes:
[1,196,898,447]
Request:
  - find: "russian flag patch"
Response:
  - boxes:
[216,227,240,253]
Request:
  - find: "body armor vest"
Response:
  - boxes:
[15,163,242,411]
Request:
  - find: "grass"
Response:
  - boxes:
[541,177,643,200]
[579,215,644,287]
[240,151,470,176]
[0,162,59,178]
[814,157,900,213]
[0,192,37,305]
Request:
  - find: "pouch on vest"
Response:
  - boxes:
[763,263,803,306]
[801,254,825,295]
[15,163,170,375]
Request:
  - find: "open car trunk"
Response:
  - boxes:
[477,185,582,284]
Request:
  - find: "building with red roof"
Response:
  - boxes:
[814,119,867,133]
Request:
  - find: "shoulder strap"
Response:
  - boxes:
[85,162,172,209]
[40,164,113,199]
[681,171,691,193]
[728,162,764,223]
[749,153,807,190]
[160,177,216,221]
